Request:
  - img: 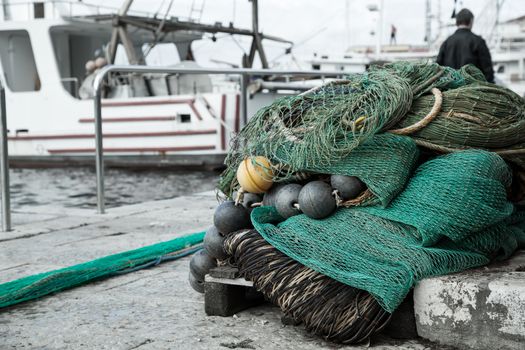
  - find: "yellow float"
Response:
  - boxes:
[236,156,274,193]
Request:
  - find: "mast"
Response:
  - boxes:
[92,0,288,68]
[244,0,269,68]
[493,0,505,50]
[375,0,384,58]
[1,0,11,21]
[107,0,145,65]
[345,0,351,51]
[425,0,431,47]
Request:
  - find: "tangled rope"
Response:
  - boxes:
[224,229,391,344]
[389,88,442,135]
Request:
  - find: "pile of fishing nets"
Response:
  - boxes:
[190,61,525,344]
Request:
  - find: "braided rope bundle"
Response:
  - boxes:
[224,229,391,344]
[397,83,525,152]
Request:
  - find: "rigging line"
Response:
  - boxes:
[269,27,328,63]
[143,0,175,58]
[230,35,247,55]
[154,0,167,18]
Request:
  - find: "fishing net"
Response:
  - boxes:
[249,150,522,312]
[362,150,514,245]
[214,61,525,333]
[396,83,525,153]
[278,133,419,207]
[219,62,472,196]
[0,231,205,308]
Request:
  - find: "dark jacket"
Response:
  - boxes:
[436,28,494,83]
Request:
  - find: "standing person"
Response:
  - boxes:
[390,25,397,45]
[436,8,494,83]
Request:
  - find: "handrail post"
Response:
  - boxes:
[239,73,248,126]
[94,84,105,214]
[91,65,341,213]
[0,81,11,231]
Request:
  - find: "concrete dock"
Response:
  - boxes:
[0,191,523,349]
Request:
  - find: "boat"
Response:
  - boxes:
[2,1,522,171]
[0,0,310,170]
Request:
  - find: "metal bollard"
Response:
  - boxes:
[93,86,105,214]
[0,80,11,231]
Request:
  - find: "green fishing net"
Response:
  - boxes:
[218,61,525,314]
[219,62,471,195]
[218,62,519,197]
[362,150,514,245]
[250,149,522,312]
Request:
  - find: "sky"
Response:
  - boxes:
[9,0,525,67]
[127,0,525,67]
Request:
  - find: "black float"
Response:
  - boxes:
[330,175,366,200]
[203,226,228,260]
[262,183,286,206]
[298,181,336,219]
[189,249,217,281]
[213,201,251,235]
[188,271,204,293]
[242,193,263,213]
[275,183,303,219]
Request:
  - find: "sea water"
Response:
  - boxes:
[9,168,219,209]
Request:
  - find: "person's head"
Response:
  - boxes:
[456,8,474,29]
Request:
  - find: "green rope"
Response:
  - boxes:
[0,231,205,309]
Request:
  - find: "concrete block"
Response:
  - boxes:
[414,268,525,350]
[204,279,264,317]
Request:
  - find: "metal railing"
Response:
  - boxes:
[1,1,159,21]
[0,79,11,231]
[60,77,79,99]
[93,65,344,214]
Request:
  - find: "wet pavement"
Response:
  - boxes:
[0,191,440,350]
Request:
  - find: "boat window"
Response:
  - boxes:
[0,30,41,92]
[50,26,112,98]
[49,26,183,98]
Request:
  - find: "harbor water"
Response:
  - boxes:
[8,168,219,209]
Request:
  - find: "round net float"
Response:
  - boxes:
[275,183,303,219]
[188,270,204,293]
[262,183,286,206]
[189,249,217,281]
[85,60,96,73]
[242,193,263,213]
[213,201,252,235]
[330,175,366,200]
[236,156,274,194]
[203,226,228,260]
[298,181,336,219]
